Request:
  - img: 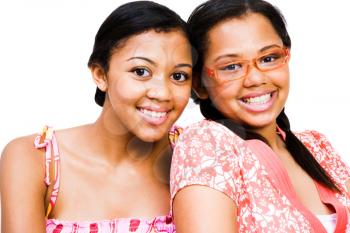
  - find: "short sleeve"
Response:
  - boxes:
[297,130,350,188]
[170,120,242,205]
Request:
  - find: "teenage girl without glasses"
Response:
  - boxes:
[170,0,350,232]
[0,1,193,232]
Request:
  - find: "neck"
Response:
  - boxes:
[85,112,170,167]
[251,122,285,152]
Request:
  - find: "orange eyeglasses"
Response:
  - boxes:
[205,47,290,82]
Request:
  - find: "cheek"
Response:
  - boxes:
[109,78,146,101]
[172,85,191,108]
[272,69,290,89]
[208,81,241,103]
[271,70,290,105]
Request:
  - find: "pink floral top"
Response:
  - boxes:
[34,126,175,233]
[170,120,350,232]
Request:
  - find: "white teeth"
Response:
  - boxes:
[243,93,271,104]
[139,108,166,118]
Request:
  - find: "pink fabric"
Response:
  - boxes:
[34,126,176,233]
[170,119,350,232]
[46,215,174,233]
[34,126,60,217]
[246,139,347,232]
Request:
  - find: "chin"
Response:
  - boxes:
[139,135,165,143]
[137,129,168,143]
[244,115,276,129]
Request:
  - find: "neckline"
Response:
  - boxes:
[46,214,173,226]
[316,213,337,218]
[244,138,347,233]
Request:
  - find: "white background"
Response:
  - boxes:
[0,0,350,228]
[0,0,349,161]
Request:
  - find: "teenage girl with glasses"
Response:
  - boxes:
[170,0,350,232]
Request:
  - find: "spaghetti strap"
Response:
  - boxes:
[33,126,60,217]
[168,125,183,149]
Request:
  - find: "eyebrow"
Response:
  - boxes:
[127,56,156,65]
[127,57,192,68]
[260,44,282,52]
[214,44,283,62]
[175,63,192,69]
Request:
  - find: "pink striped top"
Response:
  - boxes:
[34,126,175,233]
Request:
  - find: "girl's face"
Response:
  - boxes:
[201,13,290,131]
[95,30,192,142]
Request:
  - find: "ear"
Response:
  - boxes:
[90,64,108,92]
[192,73,209,99]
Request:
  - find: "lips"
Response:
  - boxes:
[241,92,272,105]
[137,107,170,125]
[239,91,276,112]
[139,108,167,118]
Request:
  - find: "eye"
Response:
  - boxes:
[132,68,151,78]
[221,63,242,71]
[260,53,283,64]
[171,72,188,82]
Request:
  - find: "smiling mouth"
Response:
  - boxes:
[138,108,167,118]
[241,92,273,105]
[137,107,170,125]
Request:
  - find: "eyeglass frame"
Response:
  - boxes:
[204,47,290,82]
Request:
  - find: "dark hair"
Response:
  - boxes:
[188,0,339,191]
[88,1,189,107]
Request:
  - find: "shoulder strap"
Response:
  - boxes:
[168,125,183,149]
[33,126,60,217]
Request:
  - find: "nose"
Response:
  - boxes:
[243,65,266,87]
[146,75,171,101]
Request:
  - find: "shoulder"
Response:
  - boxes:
[54,123,94,146]
[294,130,327,144]
[1,133,45,181]
[172,120,244,170]
[0,133,47,208]
[294,130,336,157]
[173,119,243,159]
[176,119,242,147]
[170,120,243,201]
[0,133,48,231]
[172,120,243,168]
[1,133,44,167]
[182,119,234,135]
[295,130,350,184]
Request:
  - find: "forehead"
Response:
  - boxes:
[206,13,283,58]
[112,30,191,61]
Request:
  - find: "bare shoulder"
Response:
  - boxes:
[0,133,46,190]
[54,124,93,143]
[0,134,47,232]
[0,124,92,177]
[1,133,44,169]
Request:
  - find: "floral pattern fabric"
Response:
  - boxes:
[170,119,350,232]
